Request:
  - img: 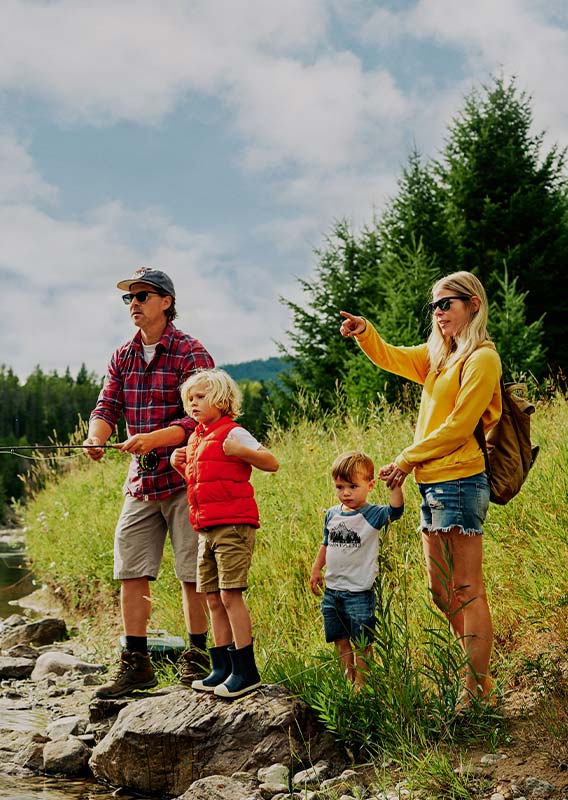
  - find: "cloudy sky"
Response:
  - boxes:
[1,0,567,380]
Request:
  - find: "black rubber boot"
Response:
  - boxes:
[191,644,232,692]
[213,642,261,699]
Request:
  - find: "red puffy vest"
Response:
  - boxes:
[184,416,260,531]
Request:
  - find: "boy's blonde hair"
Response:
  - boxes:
[331,451,375,482]
[180,369,242,419]
[427,270,493,373]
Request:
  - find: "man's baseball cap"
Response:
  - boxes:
[116,267,175,297]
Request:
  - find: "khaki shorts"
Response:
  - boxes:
[114,490,199,583]
[196,524,256,593]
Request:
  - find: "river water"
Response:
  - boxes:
[0,529,137,800]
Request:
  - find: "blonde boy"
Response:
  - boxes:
[171,368,278,699]
[310,451,404,686]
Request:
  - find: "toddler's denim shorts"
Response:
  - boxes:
[321,587,376,645]
[419,472,490,536]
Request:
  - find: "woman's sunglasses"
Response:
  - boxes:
[427,295,471,313]
[122,290,161,305]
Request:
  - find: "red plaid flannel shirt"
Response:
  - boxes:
[90,323,214,500]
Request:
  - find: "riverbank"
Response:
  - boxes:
[1,552,568,800]
[0,530,133,800]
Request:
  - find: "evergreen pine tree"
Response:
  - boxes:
[279,221,382,411]
[488,264,546,380]
[379,148,454,270]
[440,76,568,374]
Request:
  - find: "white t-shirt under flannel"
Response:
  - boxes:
[323,502,404,592]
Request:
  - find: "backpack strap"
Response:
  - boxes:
[474,417,491,476]
[460,357,503,479]
[473,375,509,478]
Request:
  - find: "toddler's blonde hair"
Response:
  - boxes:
[180,369,242,419]
[331,451,375,482]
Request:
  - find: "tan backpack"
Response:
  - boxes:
[474,379,539,505]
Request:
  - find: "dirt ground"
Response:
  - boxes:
[463,685,568,797]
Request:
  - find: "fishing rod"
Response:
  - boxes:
[0,444,159,471]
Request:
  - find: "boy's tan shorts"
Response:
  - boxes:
[196,524,256,593]
[114,490,198,582]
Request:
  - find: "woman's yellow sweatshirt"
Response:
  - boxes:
[356,322,502,484]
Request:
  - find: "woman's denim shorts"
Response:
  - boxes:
[418,472,490,536]
[321,587,376,645]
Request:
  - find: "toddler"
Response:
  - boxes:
[310,451,404,686]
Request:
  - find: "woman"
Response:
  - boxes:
[340,271,501,701]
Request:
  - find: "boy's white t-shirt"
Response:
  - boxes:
[323,502,403,592]
[223,426,261,450]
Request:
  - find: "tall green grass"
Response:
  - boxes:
[20,393,568,769]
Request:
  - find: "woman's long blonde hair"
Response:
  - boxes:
[427,271,492,373]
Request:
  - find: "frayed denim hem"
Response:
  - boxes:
[419,525,484,537]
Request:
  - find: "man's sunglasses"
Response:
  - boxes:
[427,295,471,313]
[122,290,161,305]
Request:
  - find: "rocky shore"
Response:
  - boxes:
[1,611,566,800]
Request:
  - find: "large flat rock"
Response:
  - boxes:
[90,684,346,798]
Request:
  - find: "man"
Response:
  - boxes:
[84,267,214,698]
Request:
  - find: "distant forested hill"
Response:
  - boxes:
[221,356,289,383]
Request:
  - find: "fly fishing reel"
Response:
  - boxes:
[138,450,159,471]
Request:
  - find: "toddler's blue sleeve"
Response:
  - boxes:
[362,503,404,530]
[388,503,404,523]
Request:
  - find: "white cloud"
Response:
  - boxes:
[0,181,289,379]
[0,0,409,172]
[184,0,329,51]
[0,0,328,124]
[364,0,568,147]
[231,53,408,170]
[0,130,58,205]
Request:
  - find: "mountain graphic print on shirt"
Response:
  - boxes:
[328,521,362,547]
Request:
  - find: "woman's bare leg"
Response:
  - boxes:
[423,529,493,696]
[422,532,465,640]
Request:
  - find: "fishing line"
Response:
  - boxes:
[0,445,159,471]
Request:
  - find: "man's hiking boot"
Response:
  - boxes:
[178,647,210,687]
[94,651,157,699]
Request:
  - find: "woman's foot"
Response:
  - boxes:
[456,676,496,711]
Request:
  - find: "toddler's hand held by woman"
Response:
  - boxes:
[379,462,408,487]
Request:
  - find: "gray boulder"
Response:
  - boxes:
[0,656,36,679]
[14,734,49,771]
[0,613,26,630]
[90,684,346,798]
[43,736,91,776]
[292,760,331,788]
[6,644,40,660]
[31,651,103,680]
[175,774,263,800]
[257,762,290,795]
[47,714,88,740]
[0,617,67,649]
